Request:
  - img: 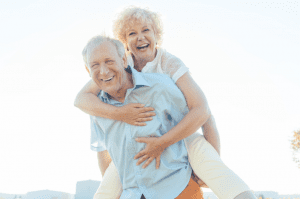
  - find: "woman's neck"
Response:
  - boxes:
[132,49,157,72]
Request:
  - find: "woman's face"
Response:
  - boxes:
[125,21,157,62]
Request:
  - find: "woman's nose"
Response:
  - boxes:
[137,32,145,41]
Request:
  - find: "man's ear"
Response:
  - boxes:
[85,65,91,76]
[125,44,129,52]
[122,54,127,69]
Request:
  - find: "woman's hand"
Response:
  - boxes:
[119,104,156,126]
[134,136,165,169]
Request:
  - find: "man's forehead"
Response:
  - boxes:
[88,41,118,60]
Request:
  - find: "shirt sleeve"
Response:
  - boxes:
[90,116,106,152]
[161,51,189,83]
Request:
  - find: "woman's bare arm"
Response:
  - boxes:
[159,72,213,147]
[74,80,156,126]
[135,72,220,168]
[202,115,220,154]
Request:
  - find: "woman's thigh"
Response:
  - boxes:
[94,161,122,199]
[184,133,250,199]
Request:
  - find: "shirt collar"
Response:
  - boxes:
[130,65,151,88]
[99,65,151,104]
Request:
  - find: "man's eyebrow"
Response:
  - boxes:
[89,61,98,64]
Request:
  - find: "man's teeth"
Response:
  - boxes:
[103,76,113,82]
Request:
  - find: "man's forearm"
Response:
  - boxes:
[202,115,220,155]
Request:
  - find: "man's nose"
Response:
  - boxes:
[99,65,109,75]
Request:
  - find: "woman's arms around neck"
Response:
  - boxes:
[74,79,156,126]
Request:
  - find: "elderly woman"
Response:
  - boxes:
[75,6,256,199]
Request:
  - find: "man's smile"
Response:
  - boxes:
[101,75,115,82]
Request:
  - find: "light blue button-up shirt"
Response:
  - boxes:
[90,66,192,199]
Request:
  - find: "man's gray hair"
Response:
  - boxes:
[82,35,125,68]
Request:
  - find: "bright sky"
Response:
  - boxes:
[1,0,300,195]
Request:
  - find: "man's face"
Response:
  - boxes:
[86,41,127,95]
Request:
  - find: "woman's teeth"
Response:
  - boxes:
[137,44,149,49]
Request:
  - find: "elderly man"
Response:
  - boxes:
[83,35,203,199]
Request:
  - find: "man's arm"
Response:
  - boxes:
[90,117,111,176]
[97,150,112,176]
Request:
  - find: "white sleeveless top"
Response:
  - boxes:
[127,48,189,83]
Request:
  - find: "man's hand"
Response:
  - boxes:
[119,103,156,126]
[134,136,165,169]
[191,171,209,188]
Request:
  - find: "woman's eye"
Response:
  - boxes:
[144,29,149,31]
[106,60,113,64]
[129,32,135,36]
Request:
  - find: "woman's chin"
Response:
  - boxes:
[134,50,156,61]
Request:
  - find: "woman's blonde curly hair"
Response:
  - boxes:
[113,6,163,48]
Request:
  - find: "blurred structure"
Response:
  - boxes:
[291,129,300,168]
[74,180,100,199]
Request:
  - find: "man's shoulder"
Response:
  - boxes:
[138,72,182,97]
[140,72,174,86]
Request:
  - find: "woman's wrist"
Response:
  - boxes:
[158,135,172,149]
[111,106,124,121]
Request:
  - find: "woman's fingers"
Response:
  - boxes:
[155,155,161,169]
[133,122,147,126]
[131,103,145,108]
[139,112,156,118]
[136,155,149,165]
[139,107,155,113]
[142,157,155,169]
[136,117,153,122]
[134,150,145,160]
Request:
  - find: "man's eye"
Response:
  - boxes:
[144,29,149,32]
[106,60,113,64]
[129,32,135,36]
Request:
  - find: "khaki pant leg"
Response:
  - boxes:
[184,133,251,199]
[94,161,122,199]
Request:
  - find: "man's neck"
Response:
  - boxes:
[109,72,133,103]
